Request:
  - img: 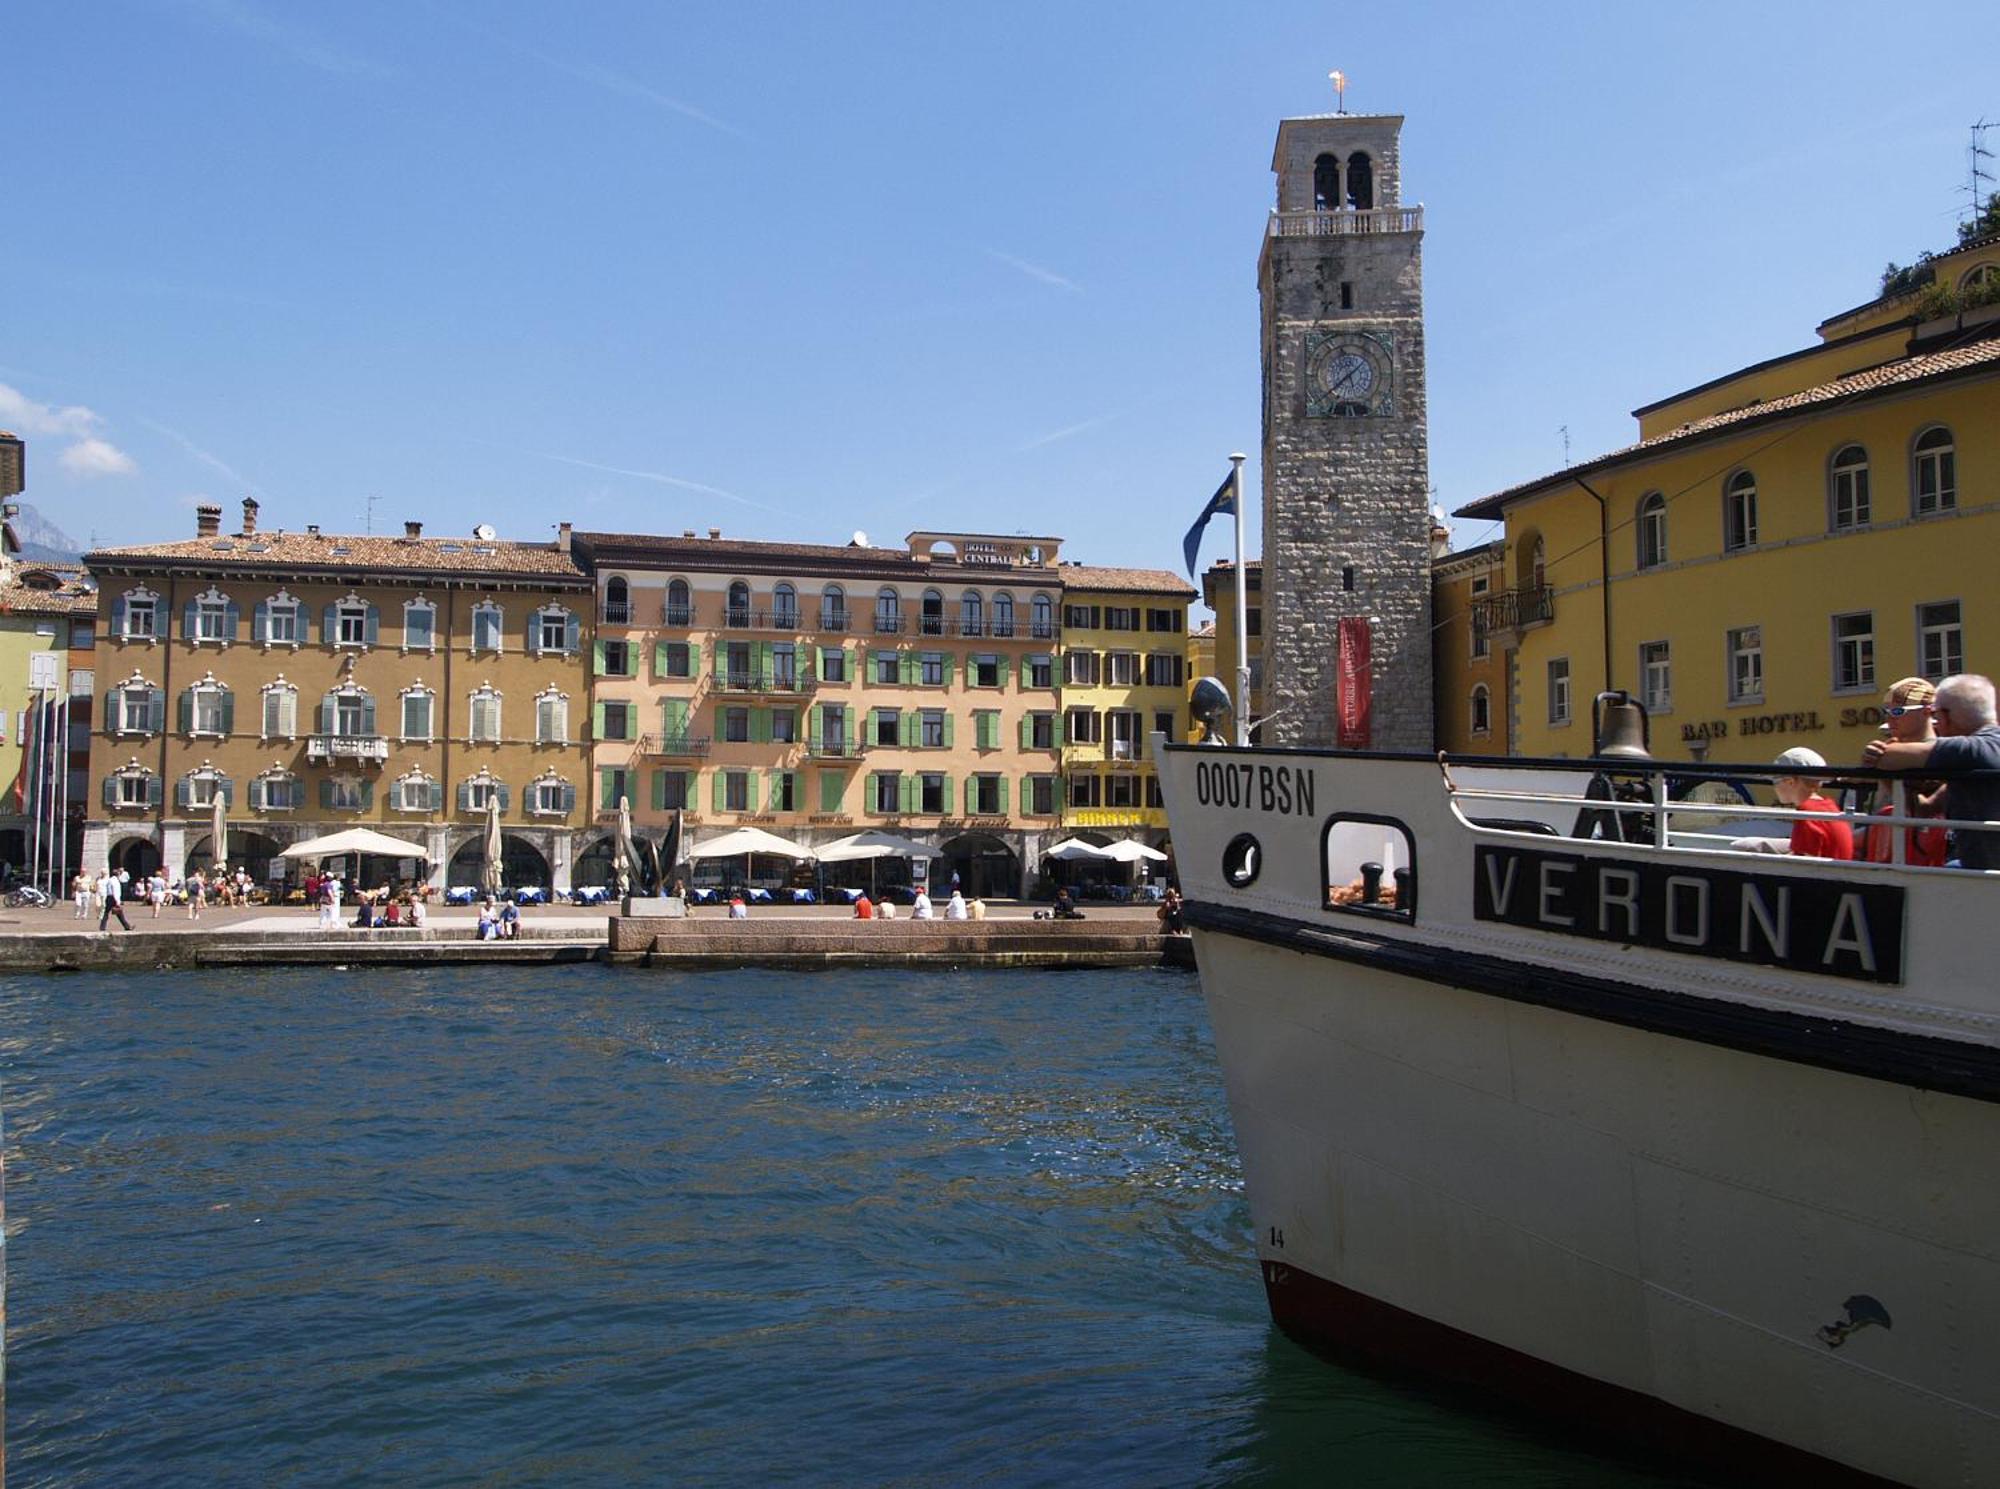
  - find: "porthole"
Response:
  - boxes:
[1222,833,1262,889]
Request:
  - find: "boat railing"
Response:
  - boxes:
[1438,753,2000,869]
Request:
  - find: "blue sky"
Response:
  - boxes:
[5,1,1994,603]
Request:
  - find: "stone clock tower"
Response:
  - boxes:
[1259,111,1434,751]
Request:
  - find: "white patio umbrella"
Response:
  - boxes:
[615,794,639,893]
[279,828,430,860]
[1098,839,1170,863]
[210,792,227,875]
[1043,838,1113,861]
[816,829,939,898]
[686,826,814,891]
[482,795,504,895]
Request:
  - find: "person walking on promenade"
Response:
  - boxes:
[98,867,131,932]
[71,869,89,919]
[188,869,206,919]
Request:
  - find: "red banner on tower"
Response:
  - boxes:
[1337,616,1372,749]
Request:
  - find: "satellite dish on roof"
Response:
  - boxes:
[472,523,497,541]
[851,530,868,547]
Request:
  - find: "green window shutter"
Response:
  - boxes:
[974,712,991,750]
[711,770,726,813]
[651,770,666,810]
[942,655,956,690]
[598,770,614,811]
[654,641,668,678]
[942,712,954,749]
[687,641,701,673]
[758,642,774,688]
[997,777,1009,815]
[820,770,844,812]
[1018,714,1031,750]
[901,708,918,742]
[219,691,236,736]
[962,776,974,815]
[940,774,953,813]
[1053,712,1065,746]
[751,707,770,745]
[807,705,822,749]
[359,780,374,811]
[593,639,607,676]
[177,688,193,734]
[664,698,689,739]
[901,774,916,812]
[1000,655,1014,689]
[745,773,759,812]
[843,705,854,744]
[899,652,917,687]
[593,701,607,741]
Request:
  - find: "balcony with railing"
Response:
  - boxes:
[1470,584,1555,645]
[721,608,806,632]
[307,734,390,765]
[1268,205,1425,238]
[817,608,851,633]
[662,604,694,628]
[804,737,863,759]
[641,733,712,759]
[712,664,818,695]
[872,613,905,635]
[601,600,633,625]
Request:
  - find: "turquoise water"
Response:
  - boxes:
[0,967,1715,1486]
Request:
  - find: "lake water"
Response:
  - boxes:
[0,966,1715,1486]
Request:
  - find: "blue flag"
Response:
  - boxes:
[1182,468,1240,578]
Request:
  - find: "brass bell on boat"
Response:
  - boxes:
[1591,690,1652,760]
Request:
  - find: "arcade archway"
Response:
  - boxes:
[448,832,551,890]
[939,833,1020,899]
[111,835,163,879]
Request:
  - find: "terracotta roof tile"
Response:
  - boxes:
[1057,564,1197,598]
[1456,334,2000,520]
[573,531,1064,584]
[0,581,98,617]
[84,530,586,582]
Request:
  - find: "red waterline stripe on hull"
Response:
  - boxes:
[1260,1259,1905,1489]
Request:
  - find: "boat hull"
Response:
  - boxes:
[1194,921,2000,1488]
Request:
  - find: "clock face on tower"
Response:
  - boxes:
[1305,329,1395,418]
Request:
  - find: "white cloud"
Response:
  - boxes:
[0,381,101,439]
[0,382,138,480]
[985,250,1083,294]
[58,438,139,478]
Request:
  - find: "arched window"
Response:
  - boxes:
[875,588,902,635]
[1961,263,1998,291]
[1723,471,1758,551]
[665,578,692,627]
[1031,593,1054,639]
[1913,426,1956,516]
[726,581,752,628]
[604,575,630,624]
[992,592,1016,638]
[1313,152,1340,210]
[772,582,798,629]
[1635,493,1667,570]
[1346,152,1374,210]
[920,589,946,636]
[1469,684,1491,736]
[820,584,847,630]
[960,590,985,636]
[1829,444,1871,531]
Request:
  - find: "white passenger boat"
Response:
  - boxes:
[1156,736,1999,1487]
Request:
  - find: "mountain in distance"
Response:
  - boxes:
[6,503,84,564]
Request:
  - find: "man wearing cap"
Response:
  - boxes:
[1865,672,2000,869]
[1860,678,1946,866]
[1768,747,1854,860]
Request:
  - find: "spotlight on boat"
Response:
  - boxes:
[1191,676,1235,744]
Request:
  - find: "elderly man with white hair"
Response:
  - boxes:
[1864,672,2000,869]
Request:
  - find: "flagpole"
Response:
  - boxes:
[1229,453,1249,747]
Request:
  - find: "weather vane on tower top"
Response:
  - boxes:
[1329,70,1347,114]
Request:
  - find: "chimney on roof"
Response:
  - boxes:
[195,503,222,538]
[682,529,696,538]
[557,521,572,554]
[306,524,321,536]
[708,527,721,540]
[241,497,260,536]
[404,520,423,539]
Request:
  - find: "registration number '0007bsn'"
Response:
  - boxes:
[1192,759,1317,817]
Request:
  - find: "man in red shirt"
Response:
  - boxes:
[1773,746,1854,860]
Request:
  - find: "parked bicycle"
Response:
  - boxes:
[5,885,53,909]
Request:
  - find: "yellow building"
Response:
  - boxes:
[1057,568,1195,841]
[1431,540,1509,755]
[1457,230,2000,764]
[1200,560,1265,741]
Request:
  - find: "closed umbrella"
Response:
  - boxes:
[615,794,639,895]
[482,794,504,896]
[210,791,227,877]
[660,808,683,892]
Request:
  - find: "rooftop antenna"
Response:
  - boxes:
[1329,70,1347,115]
[364,490,380,534]
[1560,425,1572,466]
[1962,118,1995,230]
